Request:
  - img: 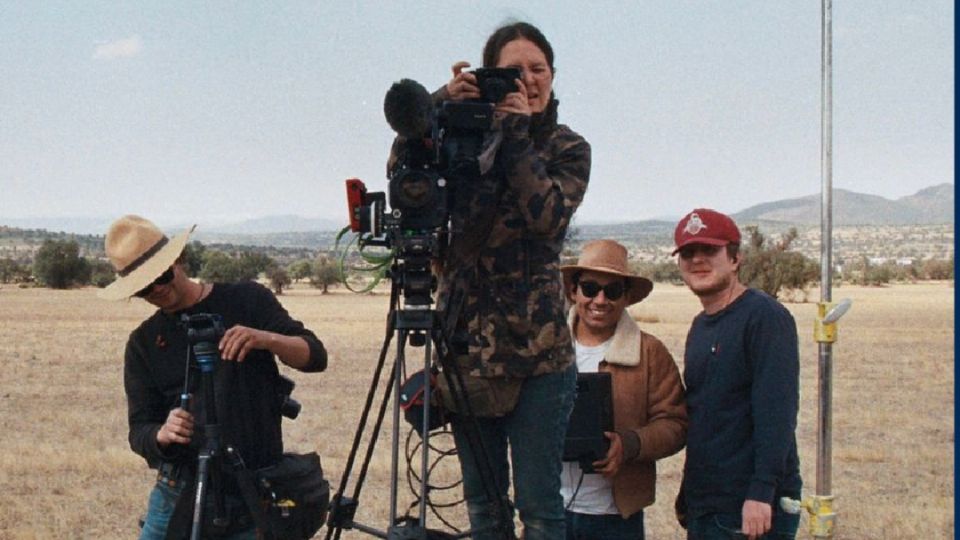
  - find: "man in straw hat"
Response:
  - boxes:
[671,209,801,540]
[99,215,328,539]
[559,239,687,539]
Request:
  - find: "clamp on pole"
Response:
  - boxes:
[802,495,837,538]
[813,298,852,343]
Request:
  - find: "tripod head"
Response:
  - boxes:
[182,313,226,373]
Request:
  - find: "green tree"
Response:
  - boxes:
[922,257,954,280]
[0,258,29,283]
[288,259,314,283]
[739,226,818,300]
[199,250,275,283]
[267,265,292,295]
[199,251,235,282]
[32,240,90,289]
[631,260,683,285]
[310,256,340,294]
[238,252,274,279]
[89,259,116,288]
[181,241,206,277]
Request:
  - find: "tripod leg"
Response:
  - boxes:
[417,337,432,527]
[388,330,406,528]
[190,454,210,540]
[325,287,401,540]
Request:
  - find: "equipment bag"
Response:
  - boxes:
[255,452,330,540]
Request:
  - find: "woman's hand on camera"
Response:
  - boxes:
[495,79,532,117]
[157,408,194,447]
[219,325,273,362]
[446,61,480,101]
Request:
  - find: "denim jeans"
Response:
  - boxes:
[139,480,257,540]
[565,510,645,540]
[451,363,577,540]
[686,509,800,539]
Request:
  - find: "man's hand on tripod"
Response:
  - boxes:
[157,407,194,447]
[219,325,313,368]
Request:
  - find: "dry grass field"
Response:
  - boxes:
[0,281,953,539]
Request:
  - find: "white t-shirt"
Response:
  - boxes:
[560,338,619,515]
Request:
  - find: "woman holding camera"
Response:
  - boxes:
[433,21,591,540]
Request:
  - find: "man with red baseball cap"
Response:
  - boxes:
[672,209,802,540]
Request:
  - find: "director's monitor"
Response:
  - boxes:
[562,371,614,474]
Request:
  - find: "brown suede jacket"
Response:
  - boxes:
[568,307,688,518]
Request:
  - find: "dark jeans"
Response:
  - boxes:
[565,510,645,540]
[451,364,577,540]
[686,510,800,539]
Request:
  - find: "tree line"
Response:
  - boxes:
[2,240,342,295]
[628,226,954,301]
[3,227,954,299]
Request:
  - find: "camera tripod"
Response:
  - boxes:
[324,250,515,540]
[174,315,266,540]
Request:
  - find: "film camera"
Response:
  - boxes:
[473,67,520,103]
[344,69,518,314]
[347,68,520,236]
[181,313,300,419]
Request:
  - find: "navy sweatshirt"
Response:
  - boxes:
[681,288,802,519]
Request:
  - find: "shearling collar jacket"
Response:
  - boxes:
[568,307,688,517]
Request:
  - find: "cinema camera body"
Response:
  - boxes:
[345,68,519,312]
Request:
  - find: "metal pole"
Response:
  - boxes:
[818,0,834,497]
[808,0,838,537]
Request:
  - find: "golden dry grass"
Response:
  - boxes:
[0,281,953,539]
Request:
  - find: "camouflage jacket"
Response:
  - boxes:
[403,92,591,378]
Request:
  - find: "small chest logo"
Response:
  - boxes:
[684,213,708,236]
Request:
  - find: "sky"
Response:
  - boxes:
[0,1,953,229]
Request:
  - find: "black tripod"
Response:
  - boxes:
[324,238,515,540]
[178,314,263,540]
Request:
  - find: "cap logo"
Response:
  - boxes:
[683,213,708,236]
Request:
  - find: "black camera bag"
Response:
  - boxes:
[252,452,330,540]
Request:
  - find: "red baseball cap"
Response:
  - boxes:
[672,208,741,255]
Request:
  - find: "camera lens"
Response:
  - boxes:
[393,169,436,209]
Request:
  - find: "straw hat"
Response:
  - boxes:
[97,215,195,300]
[560,239,653,305]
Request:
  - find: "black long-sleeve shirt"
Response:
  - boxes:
[681,288,802,519]
[124,281,326,471]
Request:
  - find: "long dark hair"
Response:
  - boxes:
[482,21,555,75]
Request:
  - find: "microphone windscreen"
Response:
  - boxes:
[384,79,434,139]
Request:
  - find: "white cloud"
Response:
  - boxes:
[92,35,143,60]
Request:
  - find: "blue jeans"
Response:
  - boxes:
[686,510,800,539]
[451,364,577,540]
[566,510,645,540]
[139,480,257,540]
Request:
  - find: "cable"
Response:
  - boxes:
[403,426,464,533]
[564,469,585,512]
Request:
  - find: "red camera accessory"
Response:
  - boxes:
[346,178,367,232]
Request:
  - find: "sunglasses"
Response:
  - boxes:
[678,244,723,260]
[134,267,175,298]
[577,280,626,301]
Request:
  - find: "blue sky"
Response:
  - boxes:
[0,1,953,228]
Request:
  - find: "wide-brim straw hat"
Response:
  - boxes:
[560,239,653,306]
[97,215,195,300]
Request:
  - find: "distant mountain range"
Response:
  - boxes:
[732,183,953,225]
[1,184,952,242]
